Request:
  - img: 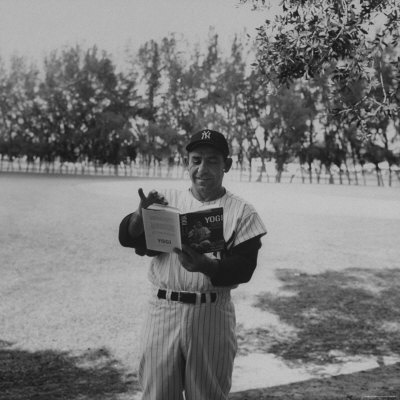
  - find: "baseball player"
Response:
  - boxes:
[119,129,267,400]
[188,220,212,251]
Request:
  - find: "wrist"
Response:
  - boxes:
[203,258,220,279]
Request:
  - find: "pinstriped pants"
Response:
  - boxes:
[138,291,237,400]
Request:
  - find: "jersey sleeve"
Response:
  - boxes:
[233,206,267,247]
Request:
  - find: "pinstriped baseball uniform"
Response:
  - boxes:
[138,187,267,400]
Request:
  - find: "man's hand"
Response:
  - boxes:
[137,188,168,216]
[128,188,168,238]
[174,245,219,278]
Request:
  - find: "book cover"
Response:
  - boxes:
[180,207,224,254]
[142,204,224,254]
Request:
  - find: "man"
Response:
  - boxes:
[119,129,267,400]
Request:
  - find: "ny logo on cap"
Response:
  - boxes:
[201,130,211,140]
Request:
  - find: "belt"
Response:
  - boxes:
[157,289,217,304]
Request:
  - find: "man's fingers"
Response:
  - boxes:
[160,195,168,205]
[173,247,182,255]
[174,246,192,261]
[138,188,168,208]
[181,244,197,258]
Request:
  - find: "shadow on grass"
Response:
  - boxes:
[229,362,400,400]
[238,268,400,364]
[0,341,139,400]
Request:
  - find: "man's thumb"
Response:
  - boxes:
[138,188,146,202]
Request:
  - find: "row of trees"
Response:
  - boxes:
[0,2,399,184]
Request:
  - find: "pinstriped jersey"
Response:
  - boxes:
[147,187,267,292]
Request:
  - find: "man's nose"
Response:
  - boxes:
[198,160,208,173]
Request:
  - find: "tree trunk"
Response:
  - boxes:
[375,166,383,186]
[299,164,305,183]
[275,161,284,183]
[256,158,266,182]
[361,167,367,185]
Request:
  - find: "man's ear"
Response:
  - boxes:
[224,157,233,173]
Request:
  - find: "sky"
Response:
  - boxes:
[0,0,278,68]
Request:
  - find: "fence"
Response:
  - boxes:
[1,157,399,187]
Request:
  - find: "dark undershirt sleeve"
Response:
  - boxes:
[211,235,263,287]
[118,213,161,257]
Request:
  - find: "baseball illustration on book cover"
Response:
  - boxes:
[180,207,224,253]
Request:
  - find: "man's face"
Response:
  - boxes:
[187,145,227,200]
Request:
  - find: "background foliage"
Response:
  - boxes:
[1,1,399,184]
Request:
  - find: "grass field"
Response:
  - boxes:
[1,173,400,399]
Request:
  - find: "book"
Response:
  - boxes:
[142,204,224,254]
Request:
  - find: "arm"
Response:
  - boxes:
[174,235,263,286]
[119,212,161,256]
[211,235,263,286]
[118,188,167,256]
[119,212,145,248]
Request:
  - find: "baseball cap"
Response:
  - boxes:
[186,129,230,158]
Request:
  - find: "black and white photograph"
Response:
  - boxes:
[1,1,400,399]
